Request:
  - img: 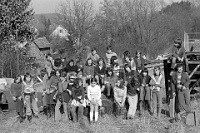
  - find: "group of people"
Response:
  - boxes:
[10,39,192,124]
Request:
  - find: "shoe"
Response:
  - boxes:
[19,117,24,123]
[34,115,39,119]
[27,115,32,123]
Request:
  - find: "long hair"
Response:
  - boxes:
[97,58,106,67]
[153,66,161,76]
[85,58,93,66]
[24,73,32,83]
[14,75,22,84]
[106,68,114,77]
[110,56,118,67]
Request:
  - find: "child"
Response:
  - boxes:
[134,50,145,74]
[87,48,100,66]
[71,78,85,122]
[87,78,101,123]
[139,68,152,115]
[127,70,140,119]
[55,71,69,122]
[94,58,106,87]
[114,79,127,118]
[171,64,191,121]
[123,50,136,71]
[149,66,164,119]
[106,46,117,67]
[83,58,94,86]
[104,68,116,97]
[45,54,53,78]
[11,75,24,123]
[23,73,39,122]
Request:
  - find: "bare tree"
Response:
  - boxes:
[57,0,95,59]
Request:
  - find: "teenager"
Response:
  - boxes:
[139,68,152,115]
[113,79,127,118]
[106,46,117,67]
[126,70,140,119]
[149,66,164,118]
[134,50,145,74]
[71,78,85,122]
[87,78,101,123]
[87,48,100,66]
[45,54,53,78]
[65,59,78,75]
[94,58,106,87]
[171,39,188,75]
[47,70,61,118]
[55,71,69,122]
[171,64,191,120]
[83,58,95,86]
[123,50,136,71]
[23,73,39,122]
[104,68,116,97]
[11,75,24,123]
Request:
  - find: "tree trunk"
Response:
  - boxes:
[16,50,20,76]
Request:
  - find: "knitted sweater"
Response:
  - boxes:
[87,85,101,101]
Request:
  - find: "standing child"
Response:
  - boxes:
[71,78,85,122]
[23,73,39,122]
[94,58,106,87]
[114,79,127,118]
[139,68,152,116]
[11,75,24,123]
[149,66,164,119]
[87,78,101,123]
[83,58,95,86]
[134,50,145,74]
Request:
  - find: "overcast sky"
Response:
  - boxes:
[31,0,183,14]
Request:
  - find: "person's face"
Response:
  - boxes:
[79,80,83,86]
[116,80,120,87]
[114,59,118,63]
[69,62,74,66]
[16,77,20,83]
[108,71,112,76]
[88,59,92,65]
[125,67,131,72]
[142,72,147,76]
[125,57,129,62]
[92,50,96,55]
[56,71,60,77]
[136,53,140,57]
[91,82,97,87]
[107,49,112,54]
[178,66,183,73]
[26,76,31,82]
[154,68,160,76]
[99,60,103,65]
[60,76,65,81]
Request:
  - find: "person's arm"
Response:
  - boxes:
[97,86,101,100]
[183,73,190,88]
[113,87,119,102]
[141,58,145,70]
[172,47,178,58]
[131,59,136,71]
[71,87,76,100]
[83,66,87,77]
[87,86,91,101]
[81,86,85,100]
[122,86,127,104]
[181,47,186,59]
[94,66,98,76]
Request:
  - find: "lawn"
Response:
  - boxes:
[0,106,199,133]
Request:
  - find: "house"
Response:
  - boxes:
[28,37,52,63]
[49,25,70,40]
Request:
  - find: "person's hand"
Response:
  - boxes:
[24,101,26,105]
[35,98,38,102]
[138,70,142,73]
[68,90,72,95]
[53,95,56,100]
[137,88,140,91]
[182,86,186,90]
[18,96,22,100]
[177,84,182,89]
[12,97,16,101]
[142,84,145,87]
[177,57,181,61]
[80,99,84,104]
[46,89,50,94]
[145,84,149,87]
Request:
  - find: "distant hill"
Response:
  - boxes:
[32,13,61,30]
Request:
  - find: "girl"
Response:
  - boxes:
[55,71,69,122]
[149,66,164,119]
[83,58,94,86]
[65,59,78,74]
[171,64,191,121]
[47,70,61,118]
[134,50,145,74]
[71,78,85,122]
[126,70,140,119]
[45,54,53,78]
[139,68,152,116]
[87,48,100,66]
[106,45,117,67]
[23,73,39,122]
[123,50,136,71]
[114,79,127,118]
[94,58,106,87]
[104,68,115,97]
[87,78,101,123]
[11,75,24,123]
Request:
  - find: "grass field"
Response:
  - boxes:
[0,102,200,133]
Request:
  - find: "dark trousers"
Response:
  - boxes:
[15,98,24,117]
[178,88,191,113]
[71,105,84,122]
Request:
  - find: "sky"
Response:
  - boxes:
[31,0,183,14]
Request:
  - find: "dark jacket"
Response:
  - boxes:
[171,72,190,93]
[72,86,84,101]
[10,83,23,97]
[134,57,145,71]
[139,75,151,85]
[127,72,140,96]
[94,65,106,76]
[65,64,78,74]
[172,46,186,58]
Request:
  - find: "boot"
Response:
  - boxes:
[147,100,153,115]
[47,106,51,119]
[27,115,32,123]
[157,107,161,119]
[71,111,77,123]
[139,101,144,116]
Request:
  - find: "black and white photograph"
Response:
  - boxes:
[0,0,200,132]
